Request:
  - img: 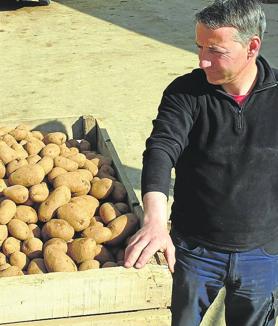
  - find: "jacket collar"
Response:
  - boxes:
[254,55,278,91]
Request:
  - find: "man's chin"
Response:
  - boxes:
[205,75,224,85]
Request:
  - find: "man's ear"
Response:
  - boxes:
[247,36,261,58]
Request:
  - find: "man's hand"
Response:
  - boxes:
[124,222,176,272]
[123,191,176,273]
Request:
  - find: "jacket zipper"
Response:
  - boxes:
[235,84,277,130]
[238,108,243,129]
[215,82,278,131]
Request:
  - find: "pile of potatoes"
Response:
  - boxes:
[0,124,139,277]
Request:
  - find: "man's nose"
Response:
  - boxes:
[199,59,212,69]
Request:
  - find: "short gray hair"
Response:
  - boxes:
[195,0,266,44]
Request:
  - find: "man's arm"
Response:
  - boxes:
[124,191,176,273]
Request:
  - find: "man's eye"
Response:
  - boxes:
[208,48,224,54]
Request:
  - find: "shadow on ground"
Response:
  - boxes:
[0,0,49,10]
[54,0,202,54]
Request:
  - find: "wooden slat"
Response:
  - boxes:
[4,309,171,326]
[0,265,172,324]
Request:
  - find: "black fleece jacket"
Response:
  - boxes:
[142,56,278,252]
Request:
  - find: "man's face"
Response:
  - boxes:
[195,23,252,89]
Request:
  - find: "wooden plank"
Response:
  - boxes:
[0,265,172,324]
[82,115,97,151]
[3,309,171,326]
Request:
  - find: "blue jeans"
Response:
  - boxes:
[170,228,278,326]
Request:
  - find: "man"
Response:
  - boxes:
[124,0,278,325]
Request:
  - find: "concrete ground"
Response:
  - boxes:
[1,0,278,324]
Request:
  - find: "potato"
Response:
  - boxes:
[8,164,45,187]
[94,245,115,264]
[24,138,45,155]
[58,145,71,158]
[83,159,98,176]
[26,154,41,165]
[90,216,103,226]
[9,126,28,141]
[78,260,100,271]
[0,126,13,136]
[99,202,121,224]
[44,132,67,145]
[67,238,96,264]
[8,219,30,241]
[1,134,17,146]
[38,185,71,222]
[6,158,28,176]
[11,143,29,159]
[44,246,77,272]
[28,224,41,238]
[53,171,91,196]
[9,251,29,270]
[38,156,54,175]
[27,258,47,274]
[47,167,67,183]
[106,213,138,246]
[1,237,21,256]
[79,140,91,152]
[82,225,112,244]
[43,238,68,253]
[90,178,113,200]
[3,185,29,204]
[0,160,6,179]
[21,238,43,259]
[40,143,61,158]
[0,263,11,271]
[0,199,16,224]
[14,205,38,224]
[66,139,79,149]
[98,164,115,177]
[29,182,49,202]
[0,179,8,195]
[114,202,130,215]
[54,156,79,172]
[57,195,99,232]
[0,252,6,265]
[0,140,19,164]
[0,225,8,246]
[91,154,111,168]
[41,219,74,242]
[76,169,93,181]
[31,130,44,141]
[0,265,23,277]
[82,151,97,160]
[111,181,127,202]
[67,153,86,168]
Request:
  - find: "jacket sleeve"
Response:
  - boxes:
[141,89,195,198]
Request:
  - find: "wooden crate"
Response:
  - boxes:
[0,115,172,325]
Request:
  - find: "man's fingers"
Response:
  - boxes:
[124,237,149,268]
[164,242,176,273]
[134,241,161,268]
